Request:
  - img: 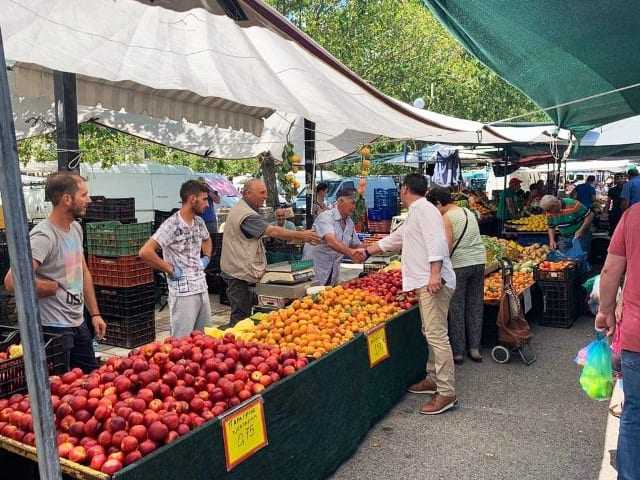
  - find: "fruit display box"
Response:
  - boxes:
[0,307,426,480]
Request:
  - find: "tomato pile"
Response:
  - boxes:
[343,270,417,309]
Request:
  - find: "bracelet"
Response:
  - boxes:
[91,313,102,318]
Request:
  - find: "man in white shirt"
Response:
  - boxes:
[140,180,213,338]
[359,174,457,415]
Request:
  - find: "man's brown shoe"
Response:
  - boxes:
[419,394,458,415]
[407,377,437,394]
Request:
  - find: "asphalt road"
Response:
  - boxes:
[331,314,608,480]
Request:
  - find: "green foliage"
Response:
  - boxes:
[266,0,547,123]
[18,123,259,176]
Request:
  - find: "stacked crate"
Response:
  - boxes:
[368,188,398,234]
[534,263,579,328]
[86,200,155,348]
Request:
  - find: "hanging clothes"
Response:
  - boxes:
[432,149,463,187]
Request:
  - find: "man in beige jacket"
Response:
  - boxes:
[221,179,320,325]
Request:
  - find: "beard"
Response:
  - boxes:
[71,201,87,218]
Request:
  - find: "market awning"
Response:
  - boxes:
[2,0,574,162]
[422,1,640,136]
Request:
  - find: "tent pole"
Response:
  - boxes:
[304,118,315,228]
[0,29,62,480]
[53,71,80,173]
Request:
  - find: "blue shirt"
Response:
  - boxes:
[575,183,596,208]
[200,198,216,223]
[622,176,640,207]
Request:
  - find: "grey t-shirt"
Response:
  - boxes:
[30,220,84,327]
[240,214,269,239]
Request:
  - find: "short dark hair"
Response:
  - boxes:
[180,180,209,202]
[336,188,356,200]
[426,186,452,206]
[587,175,596,182]
[316,182,329,193]
[45,172,84,206]
[402,173,428,196]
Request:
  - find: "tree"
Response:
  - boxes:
[266,0,546,123]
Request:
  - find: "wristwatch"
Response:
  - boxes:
[363,248,371,260]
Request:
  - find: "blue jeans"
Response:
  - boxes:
[618,350,640,479]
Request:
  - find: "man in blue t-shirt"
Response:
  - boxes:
[622,168,640,211]
[199,185,220,235]
[574,175,596,209]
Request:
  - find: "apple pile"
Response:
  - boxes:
[0,331,306,474]
[344,270,417,309]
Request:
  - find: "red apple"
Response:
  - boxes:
[148,421,169,443]
[58,441,74,458]
[139,439,157,456]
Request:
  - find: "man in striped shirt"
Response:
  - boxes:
[540,195,594,255]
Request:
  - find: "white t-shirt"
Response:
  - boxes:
[152,212,210,296]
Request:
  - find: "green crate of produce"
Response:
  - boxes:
[86,221,152,257]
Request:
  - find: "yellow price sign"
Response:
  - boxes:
[366,323,390,367]
[221,396,268,471]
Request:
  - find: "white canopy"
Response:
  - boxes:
[580,115,640,147]
[2,0,571,165]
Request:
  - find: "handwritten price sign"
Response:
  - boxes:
[221,396,268,471]
[366,323,390,367]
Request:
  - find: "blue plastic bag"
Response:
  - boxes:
[578,334,614,401]
[548,237,587,264]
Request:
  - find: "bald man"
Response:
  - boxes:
[220,179,320,325]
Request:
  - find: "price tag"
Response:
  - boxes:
[523,288,532,314]
[366,323,390,367]
[221,396,268,471]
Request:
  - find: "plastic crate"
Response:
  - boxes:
[513,233,548,246]
[0,325,67,398]
[86,221,152,257]
[0,289,17,326]
[538,281,578,328]
[212,232,223,257]
[88,255,154,287]
[100,312,156,349]
[368,208,383,221]
[373,188,398,209]
[0,241,9,282]
[86,196,135,222]
[153,209,179,233]
[95,283,155,317]
[534,263,578,282]
[368,220,391,234]
[380,207,397,220]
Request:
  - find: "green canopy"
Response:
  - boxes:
[422,1,640,136]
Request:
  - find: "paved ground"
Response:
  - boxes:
[332,315,610,480]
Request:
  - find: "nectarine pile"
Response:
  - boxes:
[0,331,306,474]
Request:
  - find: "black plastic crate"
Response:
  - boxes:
[538,281,578,328]
[95,283,155,317]
[86,196,135,222]
[0,289,17,326]
[153,209,179,233]
[534,263,578,282]
[212,233,223,257]
[100,312,155,349]
[0,241,10,282]
[0,325,67,398]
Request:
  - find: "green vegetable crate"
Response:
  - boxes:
[86,221,152,257]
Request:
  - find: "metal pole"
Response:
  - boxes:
[304,118,315,228]
[53,70,79,173]
[0,30,62,479]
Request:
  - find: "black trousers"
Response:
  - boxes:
[42,320,98,373]
[225,277,257,326]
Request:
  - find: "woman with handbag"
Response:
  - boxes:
[427,187,486,363]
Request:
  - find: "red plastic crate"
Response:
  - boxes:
[367,220,391,234]
[88,255,153,287]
